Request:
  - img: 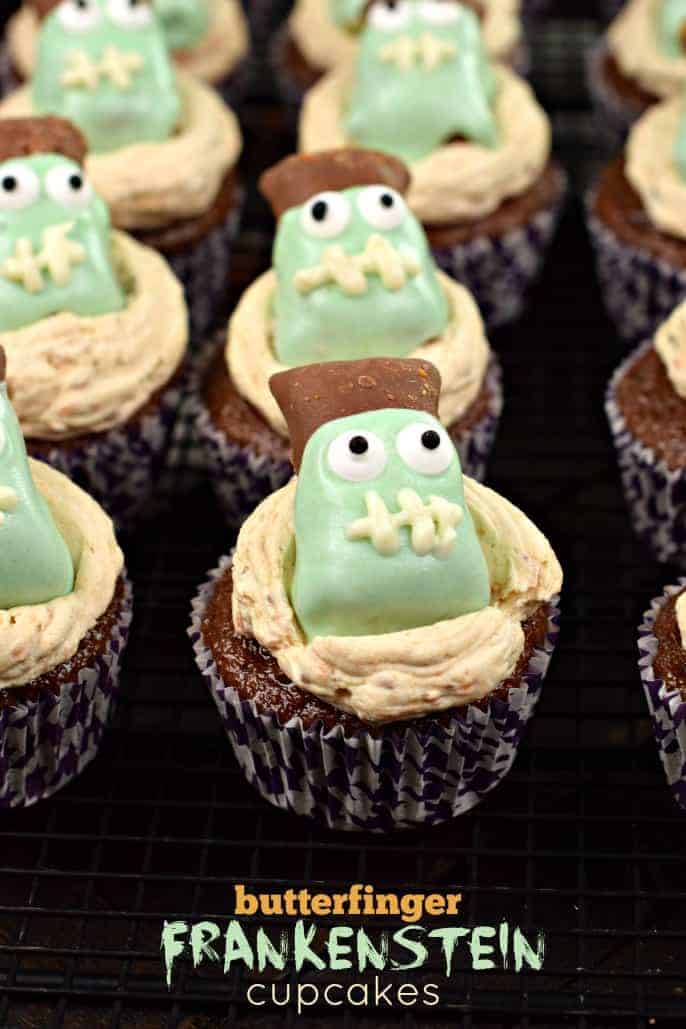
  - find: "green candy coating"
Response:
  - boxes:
[0,382,74,610]
[157,0,210,52]
[0,153,125,332]
[273,185,449,366]
[658,0,686,58]
[291,408,490,639]
[32,0,180,155]
[344,1,498,163]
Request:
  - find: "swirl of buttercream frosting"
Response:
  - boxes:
[0,459,123,689]
[231,477,562,724]
[625,96,686,241]
[608,0,686,99]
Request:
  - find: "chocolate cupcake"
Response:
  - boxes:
[298,1,565,328]
[195,149,503,524]
[271,0,528,109]
[0,348,132,808]
[0,116,188,526]
[0,0,243,339]
[3,1,251,103]
[191,358,562,831]
[587,0,686,145]
[606,299,686,566]
[638,580,686,813]
[589,91,686,344]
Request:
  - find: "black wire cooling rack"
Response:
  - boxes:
[1,2,686,1025]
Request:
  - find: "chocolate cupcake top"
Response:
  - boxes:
[625,93,686,240]
[608,0,686,100]
[231,358,562,724]
[227,149,490,438]
[0,347,123,689]
[299,1,550,226]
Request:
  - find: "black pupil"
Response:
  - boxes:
[69,174,83,191]
[2,176,17,192]
[421,430,441,451]
[349,436,369,456]
[75,0,88,8]
[380,193,394,208]
[312,200,328,222]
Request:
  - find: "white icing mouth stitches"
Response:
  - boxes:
[346,488,463,557]
[0,485,19,524]
[61,47,144,92]
[379,33,457,72]
[1,223,85,293]
[293,234,420,296]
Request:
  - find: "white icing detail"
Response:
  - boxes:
[379,32,457,71]
[327,430,388,483]
[0,162,40,211]
[300,191,351,240]
[44,163,94,212]
[346,488,463,557]
[293,234,420,296]
[369,1,412,32]
[0,485,19,525]
[395,421,454,475]
[61,46,144,91]
[107,0,154,30]
[56,0,102,34]
[1,222,85,293]
[356,186,407,231]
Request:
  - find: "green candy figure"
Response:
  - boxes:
[658,0,686,58]
[329,0,364,30]
[0,346,74,609]
[31,0,180,154]
[0,117,125,332]
[156,0,209,51]
[344,0,498,163]
[271,358,490,640]
[260,149,450,367]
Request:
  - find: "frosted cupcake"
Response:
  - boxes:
[3,1,250,103]
[191,357,562,831]
[606,297,686,566]
[196,148,503,523]
[299,0,565,328]
[0,346,132,809]
[589,88,686,344]
[272,0,526,108]
[638,580,686,812]
[0,116,188,524]
[588,0,686,143]
[0,0,243,338]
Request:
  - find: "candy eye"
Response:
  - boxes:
[301,192,351,240]
[418,1,460,25]
[56,0,103,32]
[368,0,412,30]
[357,186,406,231]
[44,163,94,211]
[107,0,153,28]
[396,422,454,475]
[327,429,388,482]
[0,163,40,211]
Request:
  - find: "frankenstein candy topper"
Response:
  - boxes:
[259,149,449,367]
[30,0,181,155]
[155,0,210,52]
[270,358,490,639]
[0,346,74,610]
[0,117,125,332]
[658,0,686,58]
[329,0,366,31]
[344,0,498,164]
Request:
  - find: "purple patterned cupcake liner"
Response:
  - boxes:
[162,190,243,343]
[195,356,504,527]
[638,581,686,813]
[585,40,646,151]
[28,374,182,531]
[189,560,560,832]
[0,573,133,810]
[586,195,686,345]
[430,168,567,331]
[606,340,686,569]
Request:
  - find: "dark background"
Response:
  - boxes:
[2,1,686,1026]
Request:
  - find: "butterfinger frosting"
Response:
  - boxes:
[299,64,551,225]
[0,459,123,689]
[609,0,686,99]
[655,296,686,397]
[227,270,491,435]
[0,73,242,231]
[625,96,686,241]
[232,478,561,723]
[289,0,522,73]
[2,231,188,440]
